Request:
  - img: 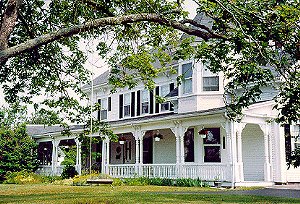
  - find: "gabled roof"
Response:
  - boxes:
[82,70,110,90]
[27,124,85,137]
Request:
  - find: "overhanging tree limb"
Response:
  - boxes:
[0,13,225,63]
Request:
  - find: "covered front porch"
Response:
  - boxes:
[100,110,276,186]
[101,112,234,183]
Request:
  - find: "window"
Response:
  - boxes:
[100,98,108,120]
[182,63,193,94]
[203,76,219,91]
[160,85,170,111]
[184,128,194,162]
[141,90,149,114]
[124,93,131,117]
[203,128,221,162]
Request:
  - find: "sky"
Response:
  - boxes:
[0,0,197,108]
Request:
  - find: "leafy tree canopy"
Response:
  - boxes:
[0,107,39,181]
[0,0,299,125]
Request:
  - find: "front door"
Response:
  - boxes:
[143,137,153,164]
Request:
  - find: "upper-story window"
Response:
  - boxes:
[182,63,193,94]
[97,97,111,121]
[160,84,170,111]
[124,93,131,117]
[203,76,219,91]
[141,90,149,114]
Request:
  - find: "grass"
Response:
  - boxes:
[0,184,300,203]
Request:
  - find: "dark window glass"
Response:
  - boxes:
[204,146,221,162]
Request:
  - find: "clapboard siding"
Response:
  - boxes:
[242,124,265,181]
[286,166,300,182]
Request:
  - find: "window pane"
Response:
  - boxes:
[203,76,219,91]
[183,79,192,94]
[203,128,220,144]
[101,98,108,109]
[142,102,149,114]
[182,63,193,78]
[124,93,130,105]
[161,102,170,111]
[204,146,221,162]
[142,90,148,102]
[124,105,130,116]
[100,110,107,120]
[161,85,170,97]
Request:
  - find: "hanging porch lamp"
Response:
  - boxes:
[154,130,163,142]
[198,128,208,139]
[119,135,126,145]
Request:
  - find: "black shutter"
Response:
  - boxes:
[119,94,123,119]
[137,90,141,116]
[108,97,111,111]
[169,83,175,111]
[170,83,174,91]
[131,92,135,117]
[97,99,101,121]
[155,86,159,113]
[150,90,154,114]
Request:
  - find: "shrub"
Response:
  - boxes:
[0,124,39,181]
[4,171,42,184]
[61,165,78,179]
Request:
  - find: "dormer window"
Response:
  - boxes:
[182,63,193,94]
[124,93,131,117]
[141,90,149,114]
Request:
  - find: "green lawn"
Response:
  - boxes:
[0,184,300,204]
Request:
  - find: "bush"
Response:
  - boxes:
[4,171,42,184]
[61,165,78,179]
[0,124,39,181]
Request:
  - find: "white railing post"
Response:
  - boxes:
[75,138,81,175]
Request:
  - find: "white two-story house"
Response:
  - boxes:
[78,58,299,186]
[27,13,300,187]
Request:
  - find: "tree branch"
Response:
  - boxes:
[0,13,227,63]
[0,0,22,50]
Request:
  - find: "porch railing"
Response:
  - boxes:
[108,164,136,178]
[107,163,231,181]
[181,164,230,181]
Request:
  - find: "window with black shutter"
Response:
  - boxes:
[155,86,159,113]
[137,90,141,116]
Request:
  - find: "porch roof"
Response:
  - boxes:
[109,107,226,127]
[27,124,85,138]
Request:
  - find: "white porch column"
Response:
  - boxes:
[172,121,188,178]
[51,139,60,175]
[132,126,142,176]
[75,138,81,175]
[259,123,272,182]
[225,121,233,185]
[171,125,180,178]
[105,139,110,174]
[101,139,107,174]
[235,122,246,182]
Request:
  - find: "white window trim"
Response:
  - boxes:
[98,97,108,121]
[181,62,193,95]
[202,76,220,92]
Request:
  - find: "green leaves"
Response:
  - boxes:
[0,124,39,181]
